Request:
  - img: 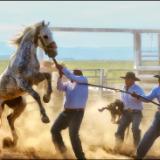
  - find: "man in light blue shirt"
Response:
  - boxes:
[133,75,160,159]
[115,72,144,151]
[57,67,88,110]
[51,65,88,160]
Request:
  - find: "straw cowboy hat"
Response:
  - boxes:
[120,72,140,81]
[154,75,160,79]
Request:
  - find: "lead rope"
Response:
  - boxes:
[79,82,160,107]
[52,59,160,107]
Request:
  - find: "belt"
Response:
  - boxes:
[64,108,84,112]
[124,109,141,113]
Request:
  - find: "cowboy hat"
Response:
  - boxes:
[73,69,83,76]
[154,75,160,79]
[120,72,140,81]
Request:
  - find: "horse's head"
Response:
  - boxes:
[10,21,58,59]
[35,21,58,58]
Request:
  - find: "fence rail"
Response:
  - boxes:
[0,59,159,93]
[81,68,106,93]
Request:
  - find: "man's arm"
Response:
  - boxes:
[132,88,156,102]
[62,67,87,83]
[57,77,67,91]
[143,89,157,101]
[55,63,87,83]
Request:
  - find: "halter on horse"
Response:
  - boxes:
[0,21,57,148]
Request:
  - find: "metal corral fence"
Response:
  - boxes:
[85,68,156,92]
[81,68,106,90]
[0,60,157,93]
[105,68,158,91]
[0,60,106,92]
[0,61,158,118]
[0,59,158,91]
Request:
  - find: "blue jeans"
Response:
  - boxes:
[115,110,142,148]
[136,111,160,159]
[50,109,85,159]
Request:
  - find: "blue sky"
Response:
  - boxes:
[0,1,160,48]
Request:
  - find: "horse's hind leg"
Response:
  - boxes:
[3,97,26,148]
[18,79,50,123]
[0,101,5,127]
[0,101,3,123]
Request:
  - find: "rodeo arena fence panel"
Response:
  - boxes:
[1,27,160,119]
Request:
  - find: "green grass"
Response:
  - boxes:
[63,60,134,82]
[0,59,134,84]
[63,60,133,70]
[0,60,9,74]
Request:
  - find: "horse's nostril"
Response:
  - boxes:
[51,42,57,49]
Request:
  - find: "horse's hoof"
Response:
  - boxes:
[43,95,50,103]
[3,137,14,148]
[41,116,50,123]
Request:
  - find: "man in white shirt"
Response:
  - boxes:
[115,72,144,150]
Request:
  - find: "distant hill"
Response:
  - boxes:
[57,46,134,60]
[0,41,134,60]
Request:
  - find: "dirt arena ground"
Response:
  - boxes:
[0,79,160,159]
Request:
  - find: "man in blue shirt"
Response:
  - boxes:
[132,75,160,159]
[50,65,88,160]
[115,72,144,151]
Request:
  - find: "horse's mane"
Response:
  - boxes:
[8,21,45,62]
[10,27,32,47]
[9,21,44,48]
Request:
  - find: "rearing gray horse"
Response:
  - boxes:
[0,21,57,147]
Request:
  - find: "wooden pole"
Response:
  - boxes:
[134,32,141,73]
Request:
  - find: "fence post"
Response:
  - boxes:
[99,69,105,94]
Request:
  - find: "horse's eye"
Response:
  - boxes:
[43,35,48,39]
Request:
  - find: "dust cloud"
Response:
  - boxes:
[0,79,160,159]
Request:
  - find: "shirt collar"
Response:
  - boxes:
[124,83,136,90]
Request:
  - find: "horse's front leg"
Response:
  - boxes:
[34,72,52,103]
[18,79,50,123]
[41,73,52,103]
